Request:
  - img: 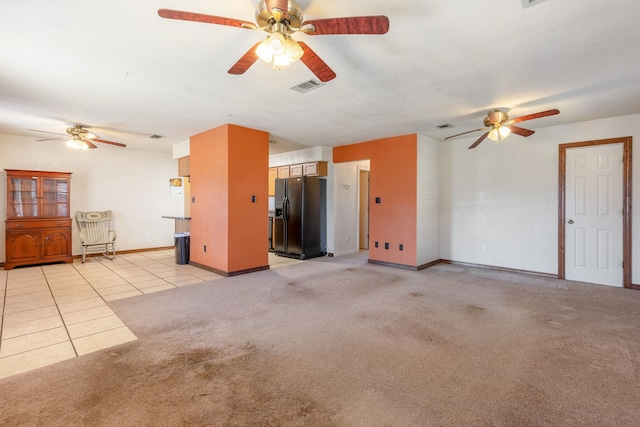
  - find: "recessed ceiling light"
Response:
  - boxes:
[436,123,453,129]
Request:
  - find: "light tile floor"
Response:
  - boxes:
[0,250,301,380]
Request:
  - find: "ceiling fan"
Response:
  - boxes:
[32,124,127,150]
[445,109,560,149]
[158,0,390,82]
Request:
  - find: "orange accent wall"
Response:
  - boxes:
[190,124,269,274]
[333,134,417,267]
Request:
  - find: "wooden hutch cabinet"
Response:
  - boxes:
[4,170,73,270]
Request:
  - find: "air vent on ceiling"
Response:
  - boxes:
[436,123,453,129]
[149,135,163,139]
[290,79,325,94]
[521,0,548,8]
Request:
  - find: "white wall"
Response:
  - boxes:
[417,134,440,266]
[440,113,640,283]
[172,140,190,159]
[269,146,332,167]
[0,133,178,262]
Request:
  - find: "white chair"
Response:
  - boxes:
[76,210,117,263]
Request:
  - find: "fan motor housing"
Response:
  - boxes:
[255,0,304,28]
[484,110,508,127]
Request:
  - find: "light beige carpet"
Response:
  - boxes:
[1,252,639,426]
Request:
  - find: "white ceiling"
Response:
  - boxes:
[1,0,640,154]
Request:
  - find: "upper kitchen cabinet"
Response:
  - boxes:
[277,166,290,179]
[5,169,73,270]
[303,161,328,177]
[268,168,278,196]
[178,156,190,177]
[290,164,304,178]
[286,162,328,178]
[269,162,328,196]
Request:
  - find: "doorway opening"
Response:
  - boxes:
[558,137,633,288]
[358,169,370,251]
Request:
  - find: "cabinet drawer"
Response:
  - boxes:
[6,219,71,230]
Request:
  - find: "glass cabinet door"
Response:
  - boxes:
[42,178,69,217]
[8,177,38,218]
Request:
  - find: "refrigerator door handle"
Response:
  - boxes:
[283,197,289,222]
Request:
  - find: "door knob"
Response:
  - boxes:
[568,220,574,224]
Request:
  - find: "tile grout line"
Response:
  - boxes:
[71,260,127,305]
[68,325,130,342]
[0,251,189,377]
[0,271,8,354]
[96,254,187,294]
[42,266,79,357]
[93,257,150,296]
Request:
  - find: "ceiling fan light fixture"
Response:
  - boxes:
[257,33,303,67]
[488,125,511,142]
[273,53,291,67]
[256,38,274,62]
[488,128,499,142]
[66,137,88,150]
[285,37,303,62]
[268,31,286,55]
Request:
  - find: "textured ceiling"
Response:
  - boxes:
[1,0,639,154]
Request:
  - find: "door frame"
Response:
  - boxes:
[357,167,370,250]
[558,137,633,288]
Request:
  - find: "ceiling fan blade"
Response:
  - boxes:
[228,42,261,75]
[507,109,560,125]
[29,129,67,136]
[444,128,485,140]
[507,125,535,137]
[298,42,336,82]
[302,16,389,35]
[158,9,256,30]
[85,140,98,149]
[92,138,127,148]
[265,0,288,19]
[36,138,64,142]
[468,132,489,149]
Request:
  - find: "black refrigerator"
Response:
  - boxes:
[274,176,326,259]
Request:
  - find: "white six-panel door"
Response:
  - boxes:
[565,143,624,287]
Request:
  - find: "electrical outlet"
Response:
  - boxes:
[384,242,389,250]
[374,241,379,248]
[144,233,150,240]
[482,245,487,253]
[399,244,403,251]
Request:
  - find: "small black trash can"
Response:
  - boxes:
[174,232,190,265]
